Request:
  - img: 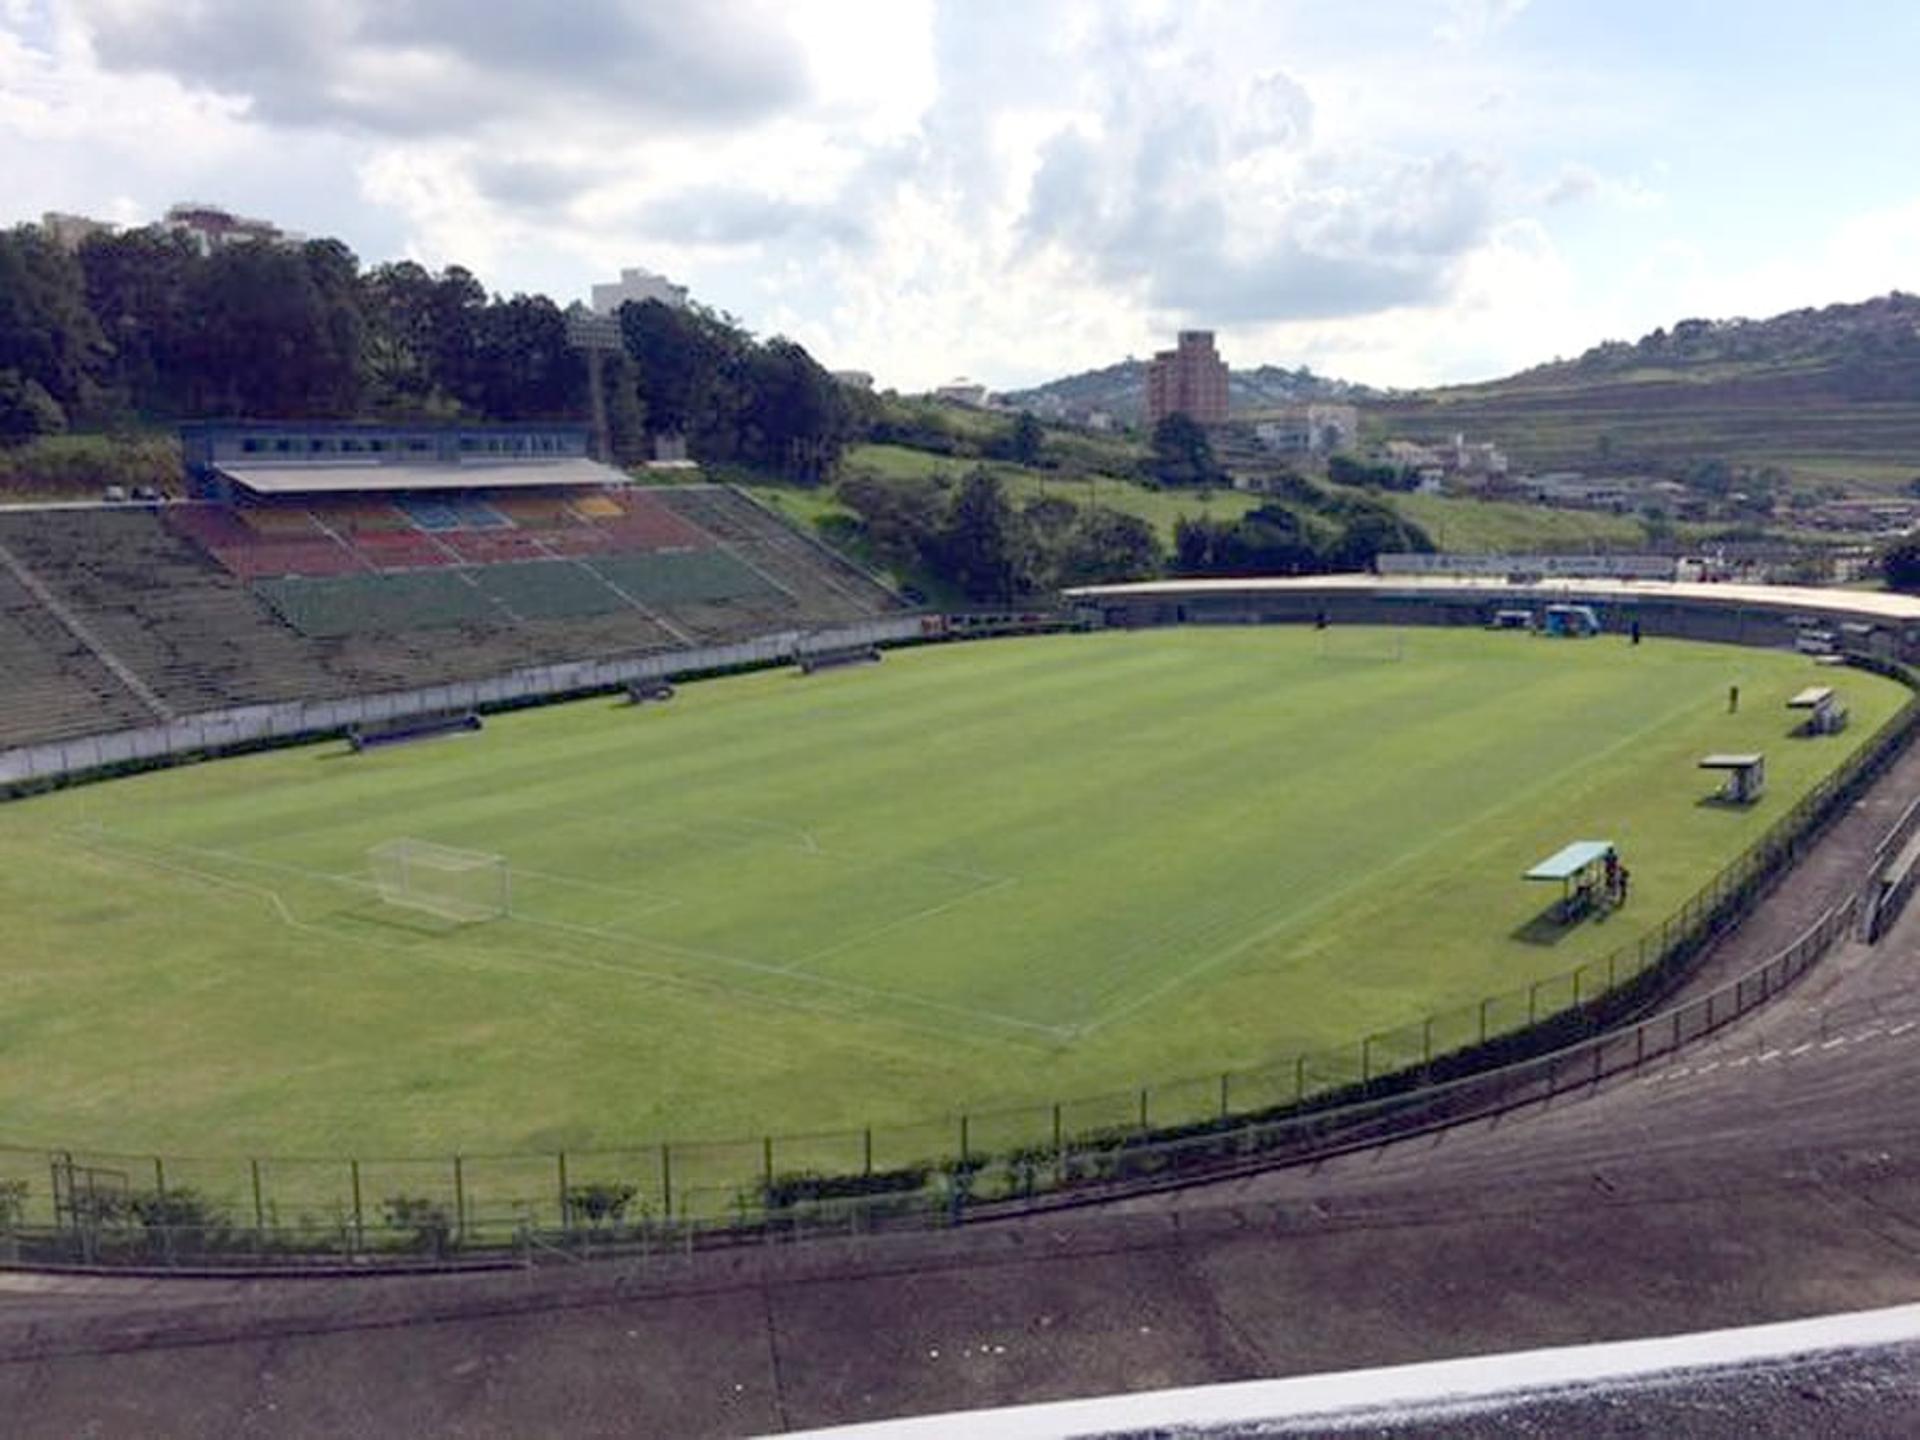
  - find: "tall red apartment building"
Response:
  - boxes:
[1145,331,1230,426]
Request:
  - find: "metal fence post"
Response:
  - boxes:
[864,1128,873,1176]
[351,1159,363,1248]
[660,1144,673,1220]
[1219,1072,1231,1119]
[453,1156,466,1246]
[251,1159,264,1233]
[153,1157,165,1195]
[557,1151,568,1227]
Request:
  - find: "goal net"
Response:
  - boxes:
[368,838,510,922]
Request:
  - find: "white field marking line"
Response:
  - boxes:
[1074,680,1722,1039]
[1728,1056,1751,1069]
[1695,1061,1720,1076]
[1822,1037,1850,1050]
[510,909,1072,1041]
[509,866,685,919]
[1758,1050,1783,1063]
[59,836,1051,1056]
[1892,1021,1918,1037]
[782,876,1020,973]
[1789,1042,1817,1056]
[68,824,1067,1043]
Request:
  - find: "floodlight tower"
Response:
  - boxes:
[566,307,624,463]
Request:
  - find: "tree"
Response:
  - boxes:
[78,226,199,416]
[937,469,1032,604]
[362,261,485,411]
[1173,514,1236,574]
[466,294,585,420]
[0,225,106,418]
[1322,499,1434,571]
[1328,454,1411,491]
[1055,506,1162,585]
[183,242,364,416]
[837,471,946,573]
[0,370,68,444]
[1881,538,1920,593]
[1149,413,1222,487]
[1008,410,1043,465]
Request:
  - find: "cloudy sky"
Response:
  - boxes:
[4,0,1918,392]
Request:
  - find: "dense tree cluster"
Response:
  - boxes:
[1173,488,1434,578]
[0,224,853,479]
[839,468,1163,603]
[1880,537,1920,594]
[1148,413,1226,488]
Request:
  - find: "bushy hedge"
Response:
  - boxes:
[0,433,183,498]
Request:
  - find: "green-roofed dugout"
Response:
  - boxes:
[1525,840,1616,882]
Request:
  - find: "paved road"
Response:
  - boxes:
[8,740,1920,1436]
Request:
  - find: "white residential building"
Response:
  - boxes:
[1256,404,1360,456]
[164,202,292,255]
[933,378,989,408]
[590,267,691,315]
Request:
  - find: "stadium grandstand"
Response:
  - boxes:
[0,421,903,753]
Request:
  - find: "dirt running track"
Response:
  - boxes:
[9,743,1920,1437]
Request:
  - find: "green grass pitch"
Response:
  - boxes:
[0,628,1903,1180]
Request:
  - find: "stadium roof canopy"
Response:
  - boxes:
[1062,573,1920,626]
[214,458,622,495]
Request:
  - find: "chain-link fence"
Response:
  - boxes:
[4,665,1915,1271]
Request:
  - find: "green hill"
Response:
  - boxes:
[1378,293,1920,489]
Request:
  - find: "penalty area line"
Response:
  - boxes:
[514,908,1069,1043]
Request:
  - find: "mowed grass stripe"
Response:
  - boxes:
[0,628,1901,1160]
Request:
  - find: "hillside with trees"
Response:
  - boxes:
[0,223,856,478]
[1377,292,1920,488]
[1000,358,1380,425]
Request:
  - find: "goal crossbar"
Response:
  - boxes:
[369,838,510,921]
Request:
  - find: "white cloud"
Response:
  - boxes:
[1435,0,1531,46]
[3,0,1907,395]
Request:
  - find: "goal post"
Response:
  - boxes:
[368,838,510,922]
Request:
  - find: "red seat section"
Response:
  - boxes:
[538,528,616,556]
[600,492,714,550]
[218,537,366,580]
[351,531,457,571]
[167,506,256,550]
[444,531,550,564]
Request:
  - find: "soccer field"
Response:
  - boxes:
[0,628,1903,1169]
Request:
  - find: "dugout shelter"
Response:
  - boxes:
[1525,839,1620,922]
[1788,685,1850,736]
[1699,752,1766,805]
